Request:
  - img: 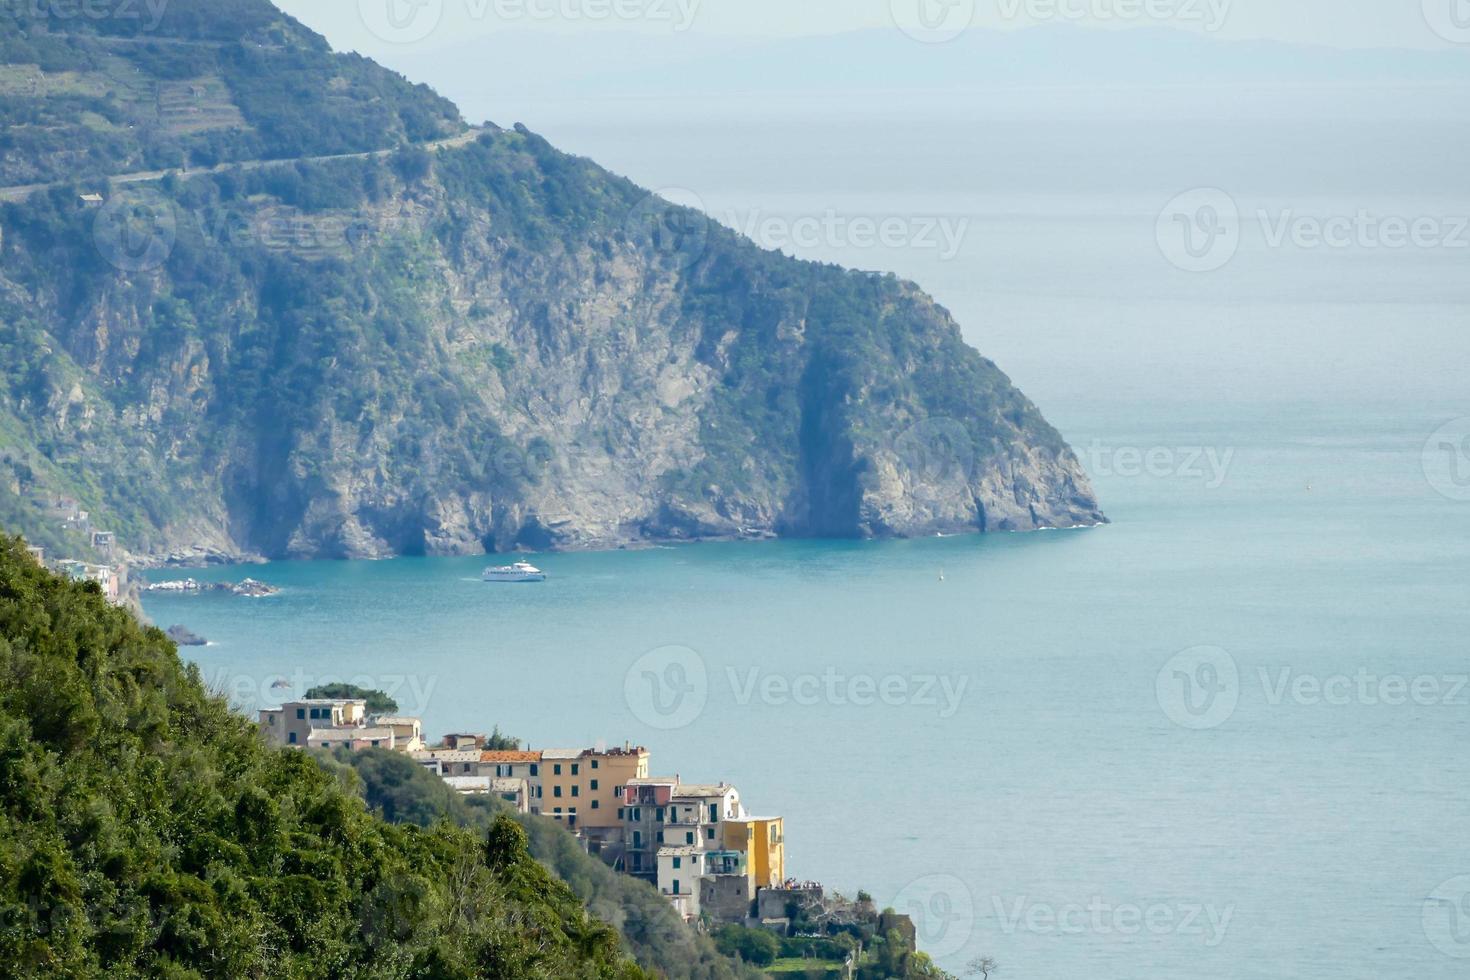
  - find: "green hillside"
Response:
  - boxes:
[0,533,647,978]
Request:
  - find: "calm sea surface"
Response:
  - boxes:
[144,400,1470,979]
[147,99,1470,977]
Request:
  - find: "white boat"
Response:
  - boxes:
[482,561,547,583]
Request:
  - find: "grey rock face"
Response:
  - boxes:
[0,137,1103,562]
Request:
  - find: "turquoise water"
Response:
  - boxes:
[145,399,1470,979]
[141,84,1470,979]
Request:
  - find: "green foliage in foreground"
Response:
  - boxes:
[0,534,647,979]
[713,925,780,967]
[326,748,765,980]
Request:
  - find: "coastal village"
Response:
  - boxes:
[257,696,877,938]
[17,494,128,604]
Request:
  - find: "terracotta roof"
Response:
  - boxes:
[480,750,543,763]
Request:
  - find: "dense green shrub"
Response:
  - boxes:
[0,534,649,979]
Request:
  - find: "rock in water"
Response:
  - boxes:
[166,625,208,647]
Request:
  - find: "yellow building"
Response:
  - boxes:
[724,816,785,888]
[541,744,649,832]
[584,745,649,829]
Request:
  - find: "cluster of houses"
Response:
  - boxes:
[20,493,125,605]
[258,697,791,925]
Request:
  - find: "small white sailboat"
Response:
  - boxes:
[482,561,547,583]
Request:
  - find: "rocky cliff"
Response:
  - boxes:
[0,1,1102,563]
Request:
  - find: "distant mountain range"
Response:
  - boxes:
[381,24,1470,113]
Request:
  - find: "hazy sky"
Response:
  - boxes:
[279,0,1468,55]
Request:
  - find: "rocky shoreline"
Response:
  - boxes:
[122,518,1105,568]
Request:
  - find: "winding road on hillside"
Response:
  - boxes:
[0,127,490,203]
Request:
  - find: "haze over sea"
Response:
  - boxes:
[146,76,1470,978]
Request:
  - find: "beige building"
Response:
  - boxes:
[375,716,425,752]
[412,749,481,777]
[308,726,395,751]
[259,698,368,748]
[481,750,544,812]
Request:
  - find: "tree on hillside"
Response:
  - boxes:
[966,956,998,979]
[304,681,397,714]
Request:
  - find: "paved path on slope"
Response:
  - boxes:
[0,127,488,203]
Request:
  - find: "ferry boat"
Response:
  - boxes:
[482,561,547,583]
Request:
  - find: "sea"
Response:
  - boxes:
[145,83,1470,979]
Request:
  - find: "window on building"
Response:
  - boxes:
[673,857,681,869]
[530,763,538,776]
[554,786,563,798]
[656,831,664,844]
[554,764,562,775]
[617,807,625,820]
[686,832,694,845]
[572,786,579,797]
[590,779,598,791]
[591,759,599,769]
[592,800,599,809]
[571,763,579,775]
[673,881,680,894]
[656,807,665,822]
[296,708,305,719]
[633,831,642,847]
[288,732,297,744]
[709,803,718,822]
